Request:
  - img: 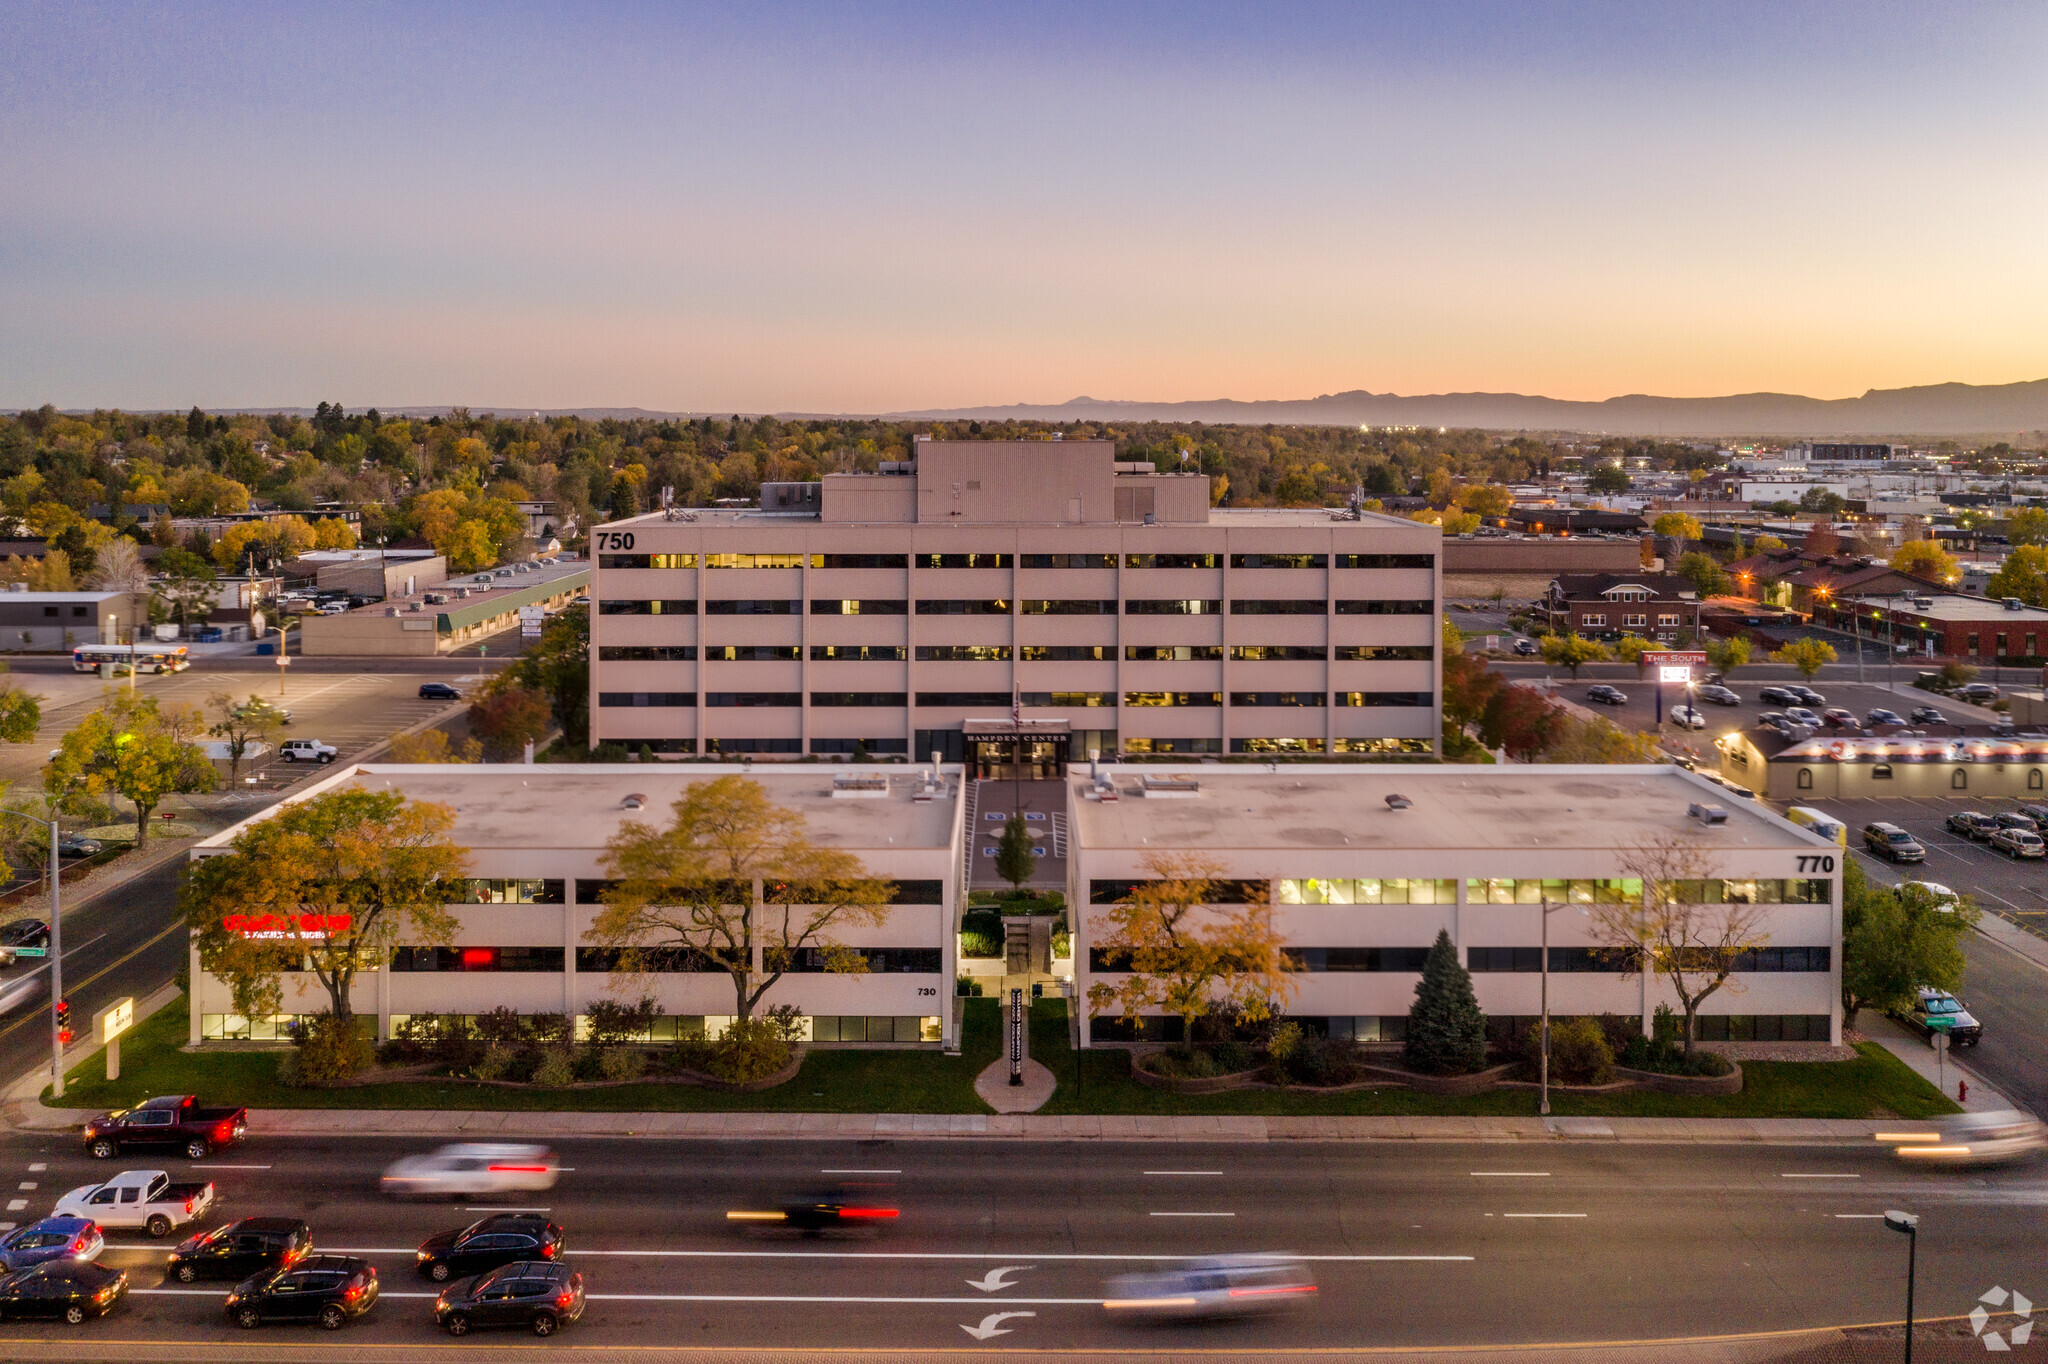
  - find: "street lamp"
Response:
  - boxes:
[0,809,68,1098]
[1535,898,1583,1117]
[1885,1209,1919,1364]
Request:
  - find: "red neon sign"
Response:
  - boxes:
[223,913,353,939]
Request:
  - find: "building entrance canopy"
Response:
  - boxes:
[964,718,1070,780]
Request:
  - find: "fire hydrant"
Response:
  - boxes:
[1958,1080,1968,1103]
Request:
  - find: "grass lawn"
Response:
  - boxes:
[48,995,1959,1120]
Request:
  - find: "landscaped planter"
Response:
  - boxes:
[1357,1061,1522,1096]
[1130,1056,1261,1094]
[316,1048,808,1094]
[1612,1061,1744,1096]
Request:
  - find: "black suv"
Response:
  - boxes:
[226,1254,378,1330]
[435,1260,585,1337]
[1586,685,1627,705]
[0,1262,127,1323]
[168,1217,311,1283]
[416,1215,565,1283]
[1900,987,1982,1046]
[1909,705,1948,725]
[1863,822,1925,863]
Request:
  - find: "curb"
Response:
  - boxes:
[0,979,183,1132]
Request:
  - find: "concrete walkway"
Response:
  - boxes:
[974,1057,1055,1113]
[1860,1011,2014,1112]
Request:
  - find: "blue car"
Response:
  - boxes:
[0,1217,104,1272]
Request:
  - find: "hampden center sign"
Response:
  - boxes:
[224,913,353,939]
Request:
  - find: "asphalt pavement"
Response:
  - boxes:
[0,1135,2034,1358]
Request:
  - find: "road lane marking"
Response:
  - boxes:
[1143,1170,1222,1176]
[1503,1213,1585,1218]
[4,1201,22,1212]
[1149,1212,1234,1217]
[25,1166,42,1173]
[1472,1171,1550,1177]
[820,1169,900,1174]
[463,1206,549,1212]
[1781,1173,1860,1179]
[16,1183,33,1191]
[192,1165,271,1170]
[311,1248,1474,1262]
[1835,1214,1887,1219]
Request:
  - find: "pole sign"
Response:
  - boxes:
[519,606,546,638]
[1643,651,1707,670]
[96,996,132,1082]
[1008,987,1024,1087]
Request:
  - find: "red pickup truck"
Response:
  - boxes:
[82,1095,249,1161]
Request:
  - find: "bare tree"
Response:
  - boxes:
[1586,834,1772,1056]
[86,538,149,593]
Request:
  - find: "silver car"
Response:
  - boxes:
[1989,827,2046,859]
[1888,1110,2048,1167]
[1104,1255,1316,1320]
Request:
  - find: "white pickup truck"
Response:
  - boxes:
[53,1169,215,1239]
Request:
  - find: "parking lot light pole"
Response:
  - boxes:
[1884,1210,1918,1364]
[0,810,64,1099]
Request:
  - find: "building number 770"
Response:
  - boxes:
[1794,855,1836,873]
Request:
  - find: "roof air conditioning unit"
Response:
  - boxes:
[621,793,647,810]
[1385,794,1412,810]
[1688,803,1729,826]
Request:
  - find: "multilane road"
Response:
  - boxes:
[0,1135,2036,1358]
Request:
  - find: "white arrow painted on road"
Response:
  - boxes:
[964,1265,1035,1293]
[960,1311,1035,1340]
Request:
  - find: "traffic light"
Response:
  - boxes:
[55,999,70,1045]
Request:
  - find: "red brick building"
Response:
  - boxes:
[1544,573,1702,642]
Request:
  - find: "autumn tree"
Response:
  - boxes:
[2006,507,2048,549]
[1769,638,1837,679]
[504,604,588,746]
[1086,852,1294,1042]
[1480,685,1564,760]
[1889,540,1959,585]
[1703,635,1751,676]
[0,667,41,746]
[45,692,217,843]
[1802,524,1842,557]
[589,775,893,1023]
[1539,715,1665,764]
[388,729,481,763]
[467,684,551,761]
[1586,835,1772,1056]
[1674,551,1729,598]
[207,692,288,782]
[1986,546,2048,607]
[182,788,467,1039]
[1540,632,1609,679]
[1839,864,1975,1030]
[1612,634,1655,678]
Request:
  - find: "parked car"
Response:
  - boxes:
[1946,811,1998,840]
[1103,1255,1318,1321]
[1759,685,1801,706]
[1784,707,1822,728]
[0,1262,127,1324]
[1668,705,1706,730]
[1585,685,1627,705]
[1899,986,1982,1046]
[1897,881,1959,911]
[52,1170,214,1239]
[314,602,349,615]
[55,835,102,858]
[82,1095,249,1160]
[1863,822,1925,863]
[0,1217,103,1273]
[1758,712,1795,736]
[1786,684,1827,706]
[1994,811,2040,834]
[434,1260,585,1337]
[1909,705,1949,725]
[0,918,49,966]
[225,1254,379,1330]
[2020,804,2048,827]
[1990,827,2045,859]
[1696,684,1741,706]
[279,739,338,764]
[417,682,462,700]
[167,1218,311,1283]
[1866,708,1908,727]
[1956,682,2002,703]
[380,1144,560,1201]
[1820,707,1859,729]
[415,1214,565,1283]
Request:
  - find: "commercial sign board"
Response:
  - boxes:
[224,913,353,939]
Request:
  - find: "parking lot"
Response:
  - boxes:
[1806,794,2048,936]
[1548,676,2004,750]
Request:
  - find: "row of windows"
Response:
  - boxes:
[1121,691,1428,708]
[600,598,1436,617]
[572,878,945,905]
[1090,946,1436,972]
[569,946,944,973]
[1466,877,1833,906]
[392,946,566,972]
[601,552,1434,571]
[1466,945,1831,973]
[1278,878,1461,905]
[455,878,566,905]
[1229,737,1434,754]
[603,644,1435,664]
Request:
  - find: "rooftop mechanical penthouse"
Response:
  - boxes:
[589,438,1443,773]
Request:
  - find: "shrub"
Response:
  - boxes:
[525,1012,571,1048]
[474,1007,530,1048]
[290,1012,373,1086]
[474,1044,517,1081]
[1284,1033,1362,1087]
[585,995,662,1049]
[956,976,983,997]
[599,1047,647,1082]
[1213,1039,1256,1074]
[1522,1017,1614,1085]
[1141,1048,1218,1079]
[532,1049,577,1087]
[274,1051,302,1087]
[691,1017,795,1085]
[960,909,1004,958]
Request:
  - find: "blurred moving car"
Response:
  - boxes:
[416,1215,564,1282]
[1759,685,1800,706]
[380,1144,559,1201]
[0,1217,103,1273]
[725,1196,900,1232]
[1955,681,2002,703]
[0,1261,127,1324]
[1866,708,1908,727]
[1882,1110,2047,1167]
[0,971,45,1016]
[1909,705,1949,725]
[1786,684,1826,706]
[1511,637,1539,656]
[1103,1255,1317,1321]
[55,835,102,858]
[226,1254,378,1330]
[435,1260,585,1337]
[1820,707,1859,729]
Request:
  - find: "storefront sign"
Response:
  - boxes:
[224,913,353,939]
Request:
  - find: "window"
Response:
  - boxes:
[1022,553,1115,568]
[1230,737,1325,753]
[392,947,564,972]
[1019,691,1111,707]
[1690,1015,1832,1042]
[1624,613,1648,628]
[613,738,695,753]
[1090,878,1267,904]
[456,879,566,905]
[779,947,943,973]
[1283,947,1431,972]
[1125,599,1221,615]
[1123,691,1222,707]
[1125,552,1218,568]
[704,692,801,707]
[599,646,697,661]
[1125,644,1223,661]
[2032,769,2044,792]
[917,553,1010,569]
[576,946,726,973]
[917,645,1011,661]
[818,554,908,568]
[703,553,818,569]
[1872,763,1892,779]
[916,599,1010,614]
[809,737,910,755]
[1334,599,1432,614]
[1997,633,2009,656]
[1581,613,1607,627]
[1277,878,1457,904]
[598,692,695,707]
[1230,691,1324,707]
[70,606,87,618]
[810,599,907,615]
[1021,599,1116,614]
[1658,613,1680,626]
[703,645,799,660]
[1334,645,1433,660]
[1334,691,1431,707]
[704,737,802,754]
[1967,634,1979,655]
[703,599,796,614]
[1231,645,1326,661]
[599,552,698,568]
[1797,767,1813,789]
[1729,946,1832,972]
[1230,554,1327,568]
[1122,737,1221,754]
[1457,877,1828,906]
[1334,737,1433,754]
[1021,645,1110,660]
[1231,599,1324,614]
[41,607,56,618]
[811,1015,941,1043]
[1468,947,1632,972]
[914,692,1012,706]
[598,599,695,615]
[810,644,906,661]
[810,692,906,707]
[1952,767,1968,789]
[1336,554,1435,569]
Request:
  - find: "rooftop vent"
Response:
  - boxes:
[621,793,647,811]
[1688,803,1729,826]
[831,773,889,799]
[1139,775,1200,798]
[1385,794,1412,810]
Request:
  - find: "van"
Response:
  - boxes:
[1785,806,1847,846]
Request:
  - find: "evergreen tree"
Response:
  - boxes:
[995,812,1035,893]
[1404,928,1488,1074]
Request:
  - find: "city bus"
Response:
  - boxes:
[71,643,191,675]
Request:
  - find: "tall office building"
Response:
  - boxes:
[587,438,1442,771]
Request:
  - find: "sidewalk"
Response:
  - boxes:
[1857,1013,2012,1112]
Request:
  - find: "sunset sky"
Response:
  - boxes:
[3,1,2044,413]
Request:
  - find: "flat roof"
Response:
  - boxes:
[598,508,1432,533]
[1068,764,1818,853]
[195,763,960,854]
[327,559,587,627]
[1842,592,2048,622]
[0,591,131,602]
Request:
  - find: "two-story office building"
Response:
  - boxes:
[587,438,1442,772]
[1069,764,1843,1047]
[186,763,966,1048]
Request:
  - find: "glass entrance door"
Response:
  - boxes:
[972,737,1069,781]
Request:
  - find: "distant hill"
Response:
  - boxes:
[879,378,2048,438]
